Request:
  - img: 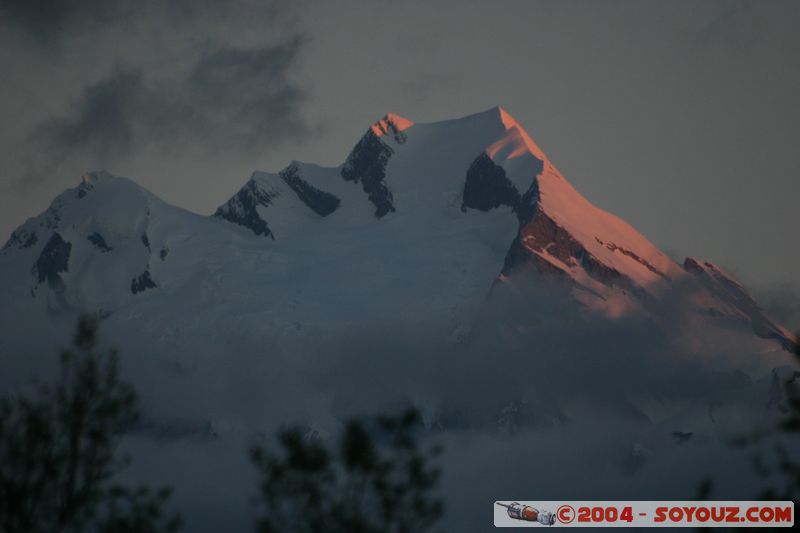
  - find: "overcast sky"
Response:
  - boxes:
[1,0,798,289]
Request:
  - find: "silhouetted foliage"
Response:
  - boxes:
[0,315,180,533]
[722,332,800,503]
[696,330,800,527]
[250,408,443,533]
[95,486,181,533]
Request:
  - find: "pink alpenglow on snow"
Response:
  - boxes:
[370,113,415,138]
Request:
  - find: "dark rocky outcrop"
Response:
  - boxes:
[214,180,277,239]
[467,148,646,298]
[34,232,71,288]
[672,431,693,444]
[131,270,157,294]
[23,233,38,248]
[502,234,571,280]
[280,164,341,217]
[684,258,756,313]
[76,176,96,199]
[516,187,540,225]
[596,237,666,279]
[341,131,395,218]
[141,233,151,251]
[371,115,409,144]
[684,257,799,352]
[3,229,38,250]
[461,152,521,213]
[505,208,581,269]
[87,232,112,252]
[502,208,644,298]
[461,152,540,224]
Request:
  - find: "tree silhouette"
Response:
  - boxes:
[696,333,800,531]
[250,408,443,533]
[0,315,180,533]
[740,337,800,502]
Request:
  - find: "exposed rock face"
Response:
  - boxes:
[370,114,410,144]
[34,232,71,288]
[131,270,157,294]
[503,207,647,299]
[280,164,340,217]
[3,229,38,250]
[596,237,667,280]
[77,174,97,198]
[214,179,277,239]
[341,130,395,218]
[684,258,796,351]
[461,153,520,213]
[461,152,540,224]
[87,232,112,252]
[501,235,570,279]
[462,149,643,298]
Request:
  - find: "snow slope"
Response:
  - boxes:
[1,107,796,361]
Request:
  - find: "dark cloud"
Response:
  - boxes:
[0,1,293,45]
[0,0,309,193]
[0,0,129,41]
[34,68,144,161]
[31,35,308,170]
[185,35,308,148]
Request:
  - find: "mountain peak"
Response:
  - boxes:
[489,107,547,163]
[494,105,514,126]
[370,113,414,138]
[77,171,149,196]
[80,170,118,185]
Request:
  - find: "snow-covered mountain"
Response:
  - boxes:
[1,106,796,359]
[4,106,797,533]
